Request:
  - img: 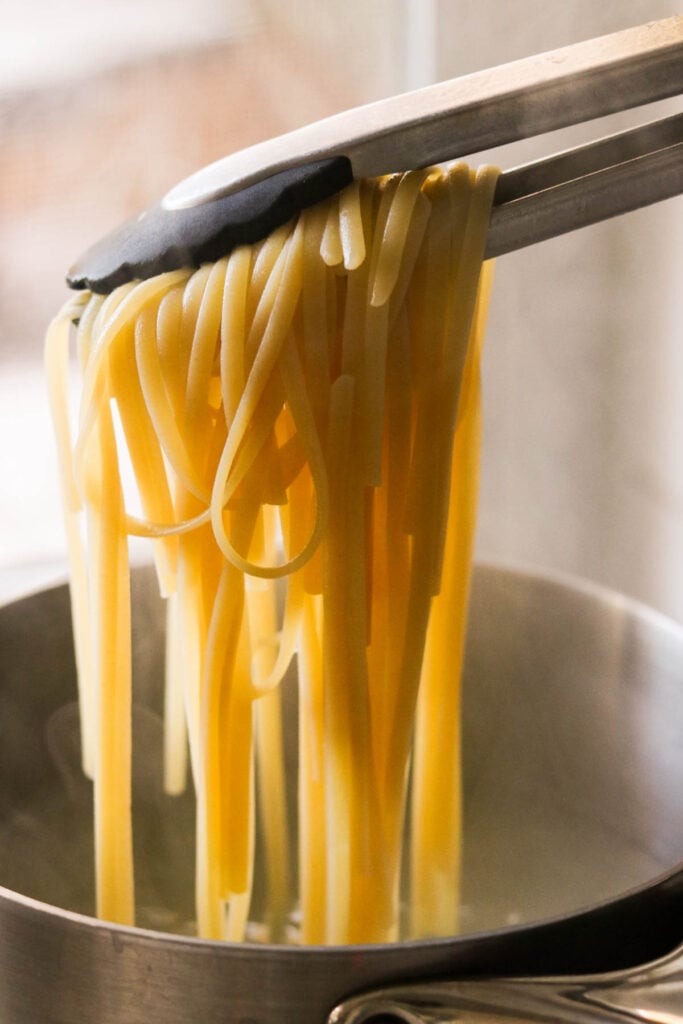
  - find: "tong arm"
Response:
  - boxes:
[165,16,683,210]
[487,113,683,257]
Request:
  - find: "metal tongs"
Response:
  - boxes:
[69,16,682,294]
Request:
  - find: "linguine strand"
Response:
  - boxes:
[48,165,498,944]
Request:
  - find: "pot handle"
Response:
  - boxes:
[328,942,683,1024]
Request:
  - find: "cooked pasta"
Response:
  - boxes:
[45,163,499,944]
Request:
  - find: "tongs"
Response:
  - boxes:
[69,16,682,293]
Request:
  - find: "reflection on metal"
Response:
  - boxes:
[164,17,683,208]
[1,563,682,1023]
[330,941,683,1024]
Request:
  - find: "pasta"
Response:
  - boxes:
[45,163,499,945]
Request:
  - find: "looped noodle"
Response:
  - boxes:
[47,164,500,945]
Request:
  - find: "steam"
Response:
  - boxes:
[0,698,196,933]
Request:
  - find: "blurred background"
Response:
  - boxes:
[1,0,681,618]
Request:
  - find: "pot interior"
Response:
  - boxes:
[1,563,682,938]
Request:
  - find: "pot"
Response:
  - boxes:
[0,563,682,1023]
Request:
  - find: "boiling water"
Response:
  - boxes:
[1,564,681,942]
[0,698,196,933]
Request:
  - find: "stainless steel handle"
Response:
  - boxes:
[164,16,683,210]
[329,943,683,1024]
[486,138,683,258]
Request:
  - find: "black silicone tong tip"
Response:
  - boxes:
[67,156,353,295]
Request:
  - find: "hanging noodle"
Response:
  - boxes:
[45,163,499,945]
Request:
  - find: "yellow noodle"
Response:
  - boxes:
[48,164,498,946]
[254,684,290,937]
[74,292,105,370]
[338,181,366,270]
[297,593,326,944]
[385,189,431,333]
[196,555,246,938]
[163,592,189,795]
[428,167,499,594]
[358,300,389,486]
[179,265,213,390]
[245,227,295,366]
[372,308,412,787]
[108,321,178,595]
[211,228,330,579]
[410,261,493,938]
[76,276,187,467]
[248,223,292,322]
[301,206,332,435]
[72,285,135,496]
[135,302,210,503]
[371,170,429,307]
[157,285,185,418]
[85,395,134,925]
[220,595,255,900]
[174,505,206,787]
[184,258,229,456]
[250,553,291,940]
[221,247,252,428]
[320,195,344,267]
[320,372,355,943]
[45,297,95,776]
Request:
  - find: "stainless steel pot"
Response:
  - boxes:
[0,563,682,1023]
